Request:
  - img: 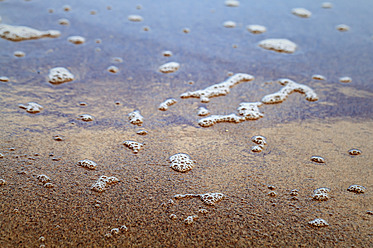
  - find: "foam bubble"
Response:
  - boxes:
[339,77,352,83]
[259,39,297,54]
[48,67,74,84]
[322,2,333,8]
[128,110,144,126]
[119,225,128,232]
[14,51,25,57]
[159,62,180,73]
[336,24,350,32]
[223,21,236,28]
[184,215,198,225]
[200,193,225,205]
[311,156,325,163]
[198,114,246,127]
[63,5,71,11]
[67,36,85,44]
[19,102,44,113]
[143,26,150,31]
[308,218,329,227]
[111,228,119,235]
[90,10,97,15]
[0,153,3,159]
[169,214,177,220]
[111,57,123,63]
[169,153,195,173]
[107,65,119,73]
[136,130,148,135]
[292,8,312,18]
[313,187,330,201]
[251,135,267,152]
[159,98,177,111]
[237,102,263,120]
[180,73,254,103]
[246,25,267,34]
[128,15,143,22]
[347,185,366,193]
[77,114,94,122]
[77,159,97,170]
[0,179,6,185]
[58,18,70,25]
[44,183,54,188]
[53,135,64,141]
[366,211,373,215]
[0,24,61,41]
[225,0,240,7]
[348,149,361,155]
[182,28,190,33]
[261,79,318,104]
[79,101,88,106]
[37,174,50,184]
[198,107,210,116]
[123,140,144,153]
[267,191,277,197]
[312,75,326,80]
[162,51,173,57]
[0,76,9,82]
[198,209,208,214]
[91,175,119,192]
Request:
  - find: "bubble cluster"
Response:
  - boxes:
[348,149,361,155]
[104,225,128,238]
[198,114,245,127]
[198,107,210,116]
[77,114,94,122]
[158,98,177,111]
[237,102,264,120]
[77,159,97,170]
[184,215,198,225]
[37,174,53,187]
[223,21,236,28]
[19,102,44,113]
[336,24,350,32]
[251,135,267,153]
[181,73,254,103]
[159,62,180,73]
[123,140,144,153]
[67,36,85,44]
[313,187,330,201]
[246,25,267,34]
[347,185,366,194]
[128,110,144,126]
[169,153,195,173]
[0,24,60,41]
[200,193,225,206]
[258,39,297,54]
[48,67,74,84]
[91,175,119,192]
[291,8,312,18]
[128,15,143,22]
[308,218,329,227]
[311,156,325,163]
[339,77,352,83]
[262,79,318,104]
[312,74,326,80]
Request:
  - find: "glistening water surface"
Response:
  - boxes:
[0,0,372,247]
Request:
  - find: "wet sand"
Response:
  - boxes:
[1,0,372,247]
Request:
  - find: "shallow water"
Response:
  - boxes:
[0,0,372,247]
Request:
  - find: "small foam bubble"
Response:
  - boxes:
[0,179,6,185]
[48,67,74,84]
[348,149,361,155]
[225,0,239,7]
[267,191,277,197]
[258,39,297,54]
[44,183,54,188]
[312,75,326,80]
[77,159,97,170]
[347,185,366,193]
[261,79,318,104]
[200,193,225,206]
[0,76,10,82]
[246,25,267,34]
[119,225,128,232]
[169,214,177,220]
[366,211,373,215]
[169,153,195,173]
[223,21,236,28]
[123,140,144,153]
[322,2,333,8]
[251,135,267,152]
[143,26,150,31]
[77,114,94,122]
[291,8,312,18]
[53,135,64,141]
[308,218,329,227]
[313,188,330,201]
[159,62,180,73]
[79,101,88,106]
[0,24,61,41]
[128,15,143,22]
[136,130,148,135]
[58,18,70,25]
[311,156,325,163]
[336,24,350,32]
[159,98,177,111]
[198,209,208,214]
[184,215,198,225]
[0,153,3,159]
[111,228,120,235]
[90,10,97,15]
[128,110,144,126]
[198,107,210,116]
[111,57,123,63]
[339,77,352,83]
[182,28,190,33]
[37,174,50,184]
[181,73,254,103]
[14,51,25,57]
[107,65,119,73]
[63,5,71,11]
[91,175,119,192]
[19,102,44,113]
[67,36,85,44]
[162,51,173,57]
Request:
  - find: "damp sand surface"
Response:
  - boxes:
[0,0,373,247]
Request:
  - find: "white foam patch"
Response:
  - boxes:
[223,21,236,28]
[128,15,143,22]
[347,185,366,193]
[128,110,144,126]
[247,25,267,34]
[0,24,60,41]
[308,218,329,227]
[261,79,318,104]
[198,107,210,116]
[225,0,240,7]
[123,140,144,153]
[181,73,254,103]
[159,98,177,111]
[159,62,180,73]
[313,187,330,201]
[91,176,119,192]
[19,102,44,113]
[258,39,297,54]
[336,24,350,32]
[77,114,94,122]
[312,75,326,80]
[311,156,325,163]
[48,67,74,84]
[169,153,195,173]
[77,159,97,170]
[68,36,85,44]
[292,8,312,18]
